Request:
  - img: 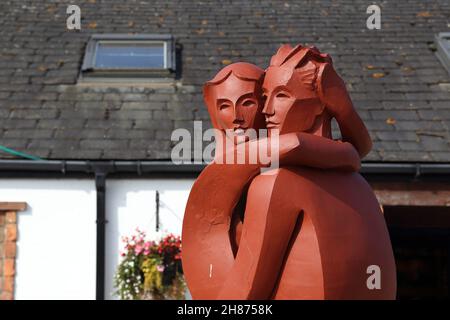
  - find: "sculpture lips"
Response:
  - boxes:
[234,127,247,135]
[266,121,279,128]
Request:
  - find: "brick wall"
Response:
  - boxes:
[0,202,26,300]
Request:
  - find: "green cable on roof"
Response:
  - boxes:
[0,145,42,161]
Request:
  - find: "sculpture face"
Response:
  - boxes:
[262,62,324,135]
[212,73,265,142]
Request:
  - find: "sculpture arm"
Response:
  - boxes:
[217,171,300,299]
[276,132,361,171]
[317,63,372,158]
[182,162,260,299]
[240,133,360,172]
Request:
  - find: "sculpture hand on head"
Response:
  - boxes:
[262,44,372,157]
[203,62,266,144]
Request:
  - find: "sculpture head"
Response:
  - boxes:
[262,45,332,135]
[203,62,266,143]
[262,44,372,157]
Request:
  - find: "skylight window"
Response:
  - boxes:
[94,41,166,69]
[435,32,450,75]
[81,34,175,79]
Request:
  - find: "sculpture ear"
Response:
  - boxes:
[317,63,373,158]
[203,84,220,129]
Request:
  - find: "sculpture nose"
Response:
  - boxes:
[262,96,274,116]
[233,105,244,123]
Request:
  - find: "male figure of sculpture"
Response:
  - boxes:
[182,44,396,300]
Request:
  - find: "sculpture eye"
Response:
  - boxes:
[276,92,290,99]
[242,99,256,107]
[219,103,231,110]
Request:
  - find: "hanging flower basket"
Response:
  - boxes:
[114,229,186,300]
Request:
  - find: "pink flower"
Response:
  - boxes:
[156,265,165,272]
[134,244,143,255]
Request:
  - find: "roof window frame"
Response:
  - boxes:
[81,34,175,80]
[435,32,450,75]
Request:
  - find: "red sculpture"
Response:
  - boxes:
[182,45,396,300]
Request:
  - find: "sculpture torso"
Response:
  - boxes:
[229,167,396,299]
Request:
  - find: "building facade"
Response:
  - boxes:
[0,0,449,299]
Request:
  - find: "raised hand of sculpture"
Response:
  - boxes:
[182,45,396,300]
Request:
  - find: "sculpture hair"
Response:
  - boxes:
[205,62,265,86]
[269,44,332,69]
[269,44,332,91]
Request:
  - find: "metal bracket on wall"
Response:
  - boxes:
[156,190,160,232]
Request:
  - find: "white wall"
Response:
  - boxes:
[0,177,194,300]
[0,179,97,300]
[104,178,194,300]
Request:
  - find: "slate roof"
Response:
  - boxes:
[0,0,449,162]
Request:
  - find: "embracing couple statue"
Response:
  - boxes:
[182,44,396,300]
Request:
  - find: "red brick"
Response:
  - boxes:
[0,292,13,300]
[0,258,3,275]
[5,224,17,241]
[3,276,14,293]
[4,242,16,258]
[5,211,16,224]
[4,259,14,277]
[0,214,4,226]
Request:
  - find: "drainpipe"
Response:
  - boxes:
[95,172,107,300]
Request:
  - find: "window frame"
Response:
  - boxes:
[435,32,450,75]
[81,34,175,79]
